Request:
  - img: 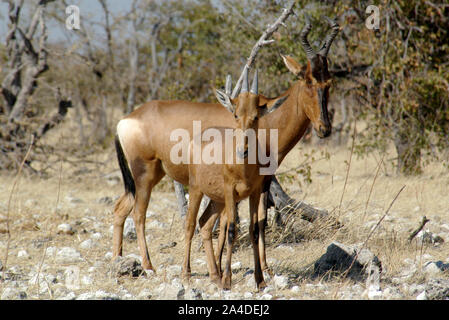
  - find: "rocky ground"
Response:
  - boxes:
[0,144,448,300]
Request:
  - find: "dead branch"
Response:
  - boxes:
[408,216,430,242]
[231,0,296,98]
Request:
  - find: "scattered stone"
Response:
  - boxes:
[17,250,29,259]
[24,199,38,207]
[260,293,273,300]
[159,241,177,252]
[423,261,449,276]
[408,283,426,296]
[66,196,83,204]
[366,285,382,300]
[314,241,382,280]
[90,232,102,240]
[417,230,444,245]
[273,275,289,290]
[137,289,152,300]
[111,256,144,277]
[193,258,206,267]
[81,275,94,286]
[148,220,168,230]
[166,265,182,279]
[416,291,427,300]
[290,286,300,294]
[104,252,113,260]
[97,196,113,205]
[1,287,23,300]
[244,292,253,299]
[58,292,76,300]
[55,247,82,264]
[80,239,95,250]
[63,268,80,290]
[57,223,75,235]
[155,281,185,299]
[231,261,242,270]
[186,288,203,300]
[76,292,96,300]
[124,218,137,240]
[95,290,120,300]
[424,279,449,300]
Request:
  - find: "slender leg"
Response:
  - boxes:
[199,201,224,286]
[249,189,266,290]
[222,184,237,290]
[112,192,134,257]
[259,179,272,275]
[131,159,164,271]
[182,186,203,280]
[216,208,227,277]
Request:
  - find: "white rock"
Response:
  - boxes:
[186,288,203,300]
[80,239,95,250]
[244,292,253,299]
[291,285,300,294]
[416,291,427,300]
[56,247,82,263]
[273,275,289,290]
[76,292,95,300]
[138,288,152,299]
[81,275,93,286]
[57,223,74,235]
[58,292,76,300]
[155,282,184,299]
[223,291,241,300]
[90,232,102,240]
[193,258,206,267]
[17,250,29,259]
[166,265,182,278]
[231,261,242,270]
[95,290,119,300]
[1,287,20,300]
[124,218,137,240]
[148,220,168,230]
[263,285,274,294]
[260,293,273,300]
[66,195,83,204]
[423,262,442,276]
[24,199,38,207]
[367,286,382,300]
[104,252,113,260]
[64,267,80,290]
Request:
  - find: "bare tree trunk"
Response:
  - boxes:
[393,122,422,175]
[126,38,138,114]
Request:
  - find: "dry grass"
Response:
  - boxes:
[0,134,448,299]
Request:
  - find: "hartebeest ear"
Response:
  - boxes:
[215,89,234,113]
[281,54,302,76]
[259,95,289,117]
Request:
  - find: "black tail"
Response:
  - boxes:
[115,135,135,196]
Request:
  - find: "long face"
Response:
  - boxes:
[303,55,332,138]
[282,14,339,139]
[215,82,287,159]
[233,92,261,159]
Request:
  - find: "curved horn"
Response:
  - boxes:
[318,16,339,57]
[241,67,249,93]
[225,74,232,95]
[250,69,258,94]
[300,13,316,60]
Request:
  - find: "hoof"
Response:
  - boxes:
[257,281,267,291]
[221,276,232,290]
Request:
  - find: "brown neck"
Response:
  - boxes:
[260,80,310,165]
